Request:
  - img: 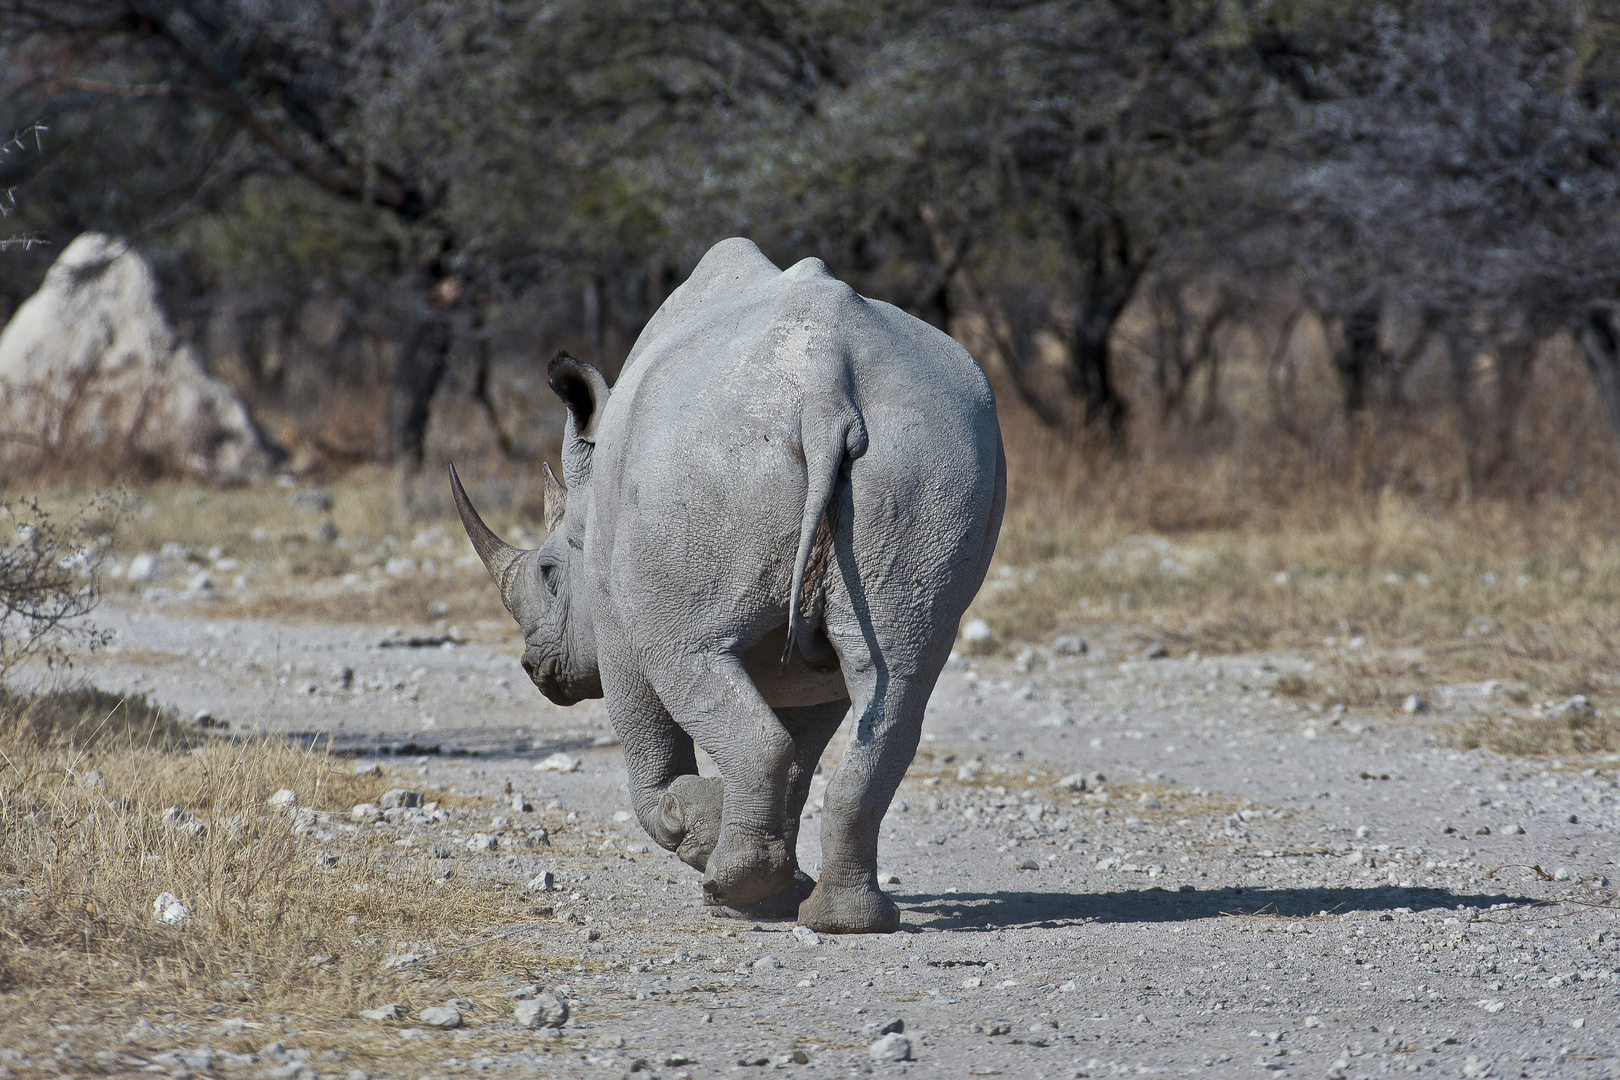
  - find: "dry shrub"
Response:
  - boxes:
[1456,708,1620,757]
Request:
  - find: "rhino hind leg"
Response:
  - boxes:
[656,774,724,871]
[705,869,816,919]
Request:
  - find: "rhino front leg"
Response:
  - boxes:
[605,682,719,868]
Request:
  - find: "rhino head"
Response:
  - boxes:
[448,353,609,706]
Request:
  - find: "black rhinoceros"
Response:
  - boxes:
[450,237,1003,932]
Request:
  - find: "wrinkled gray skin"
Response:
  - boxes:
[451,238,1004,932]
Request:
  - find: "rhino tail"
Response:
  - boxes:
[782,415,866,664]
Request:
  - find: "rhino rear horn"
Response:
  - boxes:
[542,461,566,532]
[448,462,527,606]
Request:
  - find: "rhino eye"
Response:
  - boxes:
[537,559,559,595]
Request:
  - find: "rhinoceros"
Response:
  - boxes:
[450,237,1003,932]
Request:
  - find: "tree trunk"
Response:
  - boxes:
[1578,309,1620,439]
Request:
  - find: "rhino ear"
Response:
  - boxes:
[548,352,610,443]
[542,461,567,532]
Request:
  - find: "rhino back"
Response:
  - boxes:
[586,239,997,647]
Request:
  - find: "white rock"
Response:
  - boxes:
[752,955,782,971]
[1035,712,1073,728]
[512,794,534,812]
[513,993,568,1029]
[1052,634,1087,655]
[350,803,382,824]
[533,753,580,773]
[527,871,556,892]
[379,788,423,809]
[352,762,383,778]
[152,892,189,925]
[1403,695,1426,714]
[466,833,499,852]
[956,760,982,782]
[877,872,900,885]
[80,768,105,791]
[417,1006,462,1029]
[1547,696,1597,720]
[1057,773,1086,792]
[0,233,274,481]
[868,1033,911,1062]
[1502,823,1525,835]
[186,571,214,594]
[358,1004,405,1021]
[961,619,992,644]
[792,925,821,947]
[612,810,634,823]
[266,788,298,810]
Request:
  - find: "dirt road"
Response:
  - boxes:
[61,600,1620,1078]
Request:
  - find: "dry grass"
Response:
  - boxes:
[0,690,591,1072]
[958,426,1620,756]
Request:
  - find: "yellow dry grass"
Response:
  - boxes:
[0,691,593,1072]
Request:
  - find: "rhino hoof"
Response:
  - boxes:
[701,832,794,907]
[657,775,724,871]
[796,881,901,935]
[706,870,816,920]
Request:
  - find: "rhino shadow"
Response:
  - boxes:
[894,885,1540,931]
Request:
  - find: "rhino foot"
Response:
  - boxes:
[705,869,816,920]
[796,881,901,935]
[656,775,724,871]
[701,829,794,907]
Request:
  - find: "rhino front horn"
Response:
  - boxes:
[448,462,530,613]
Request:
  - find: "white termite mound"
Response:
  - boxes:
[0,233,275,482]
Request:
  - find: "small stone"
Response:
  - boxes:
[152,892,189,925]
[314,849,339,868]
[1476,999,1506,1013]
[527,871,556,892]
[127,553,158,582]
[359,1004,406,1021]
[753,955,782,971]
[876,872,900,886]
[186,570,214,594]
[79,768,105,790]
[868,1033,911,1062]
[1547,696,1597,720]
[1475,826,1491,835]
[466,833,498,852]
[1502,823,1525,835]
[527,829,551,846]
[1016,857,1039,871]
[417,1006,462,1029]
[956,761,982,782]
[266,789,298,809]
[379,788,423,809]
[1057,773,1086,792]
[861,1018,904,1038]
[351,803,382,823]
[1142,643,1169,660]
[353,762,383,778]
[792,925,821,947]
[961,619,992,645]
[985,1020,1012,1036]
[287,488,332,512]
[1052,634,1087,655]
[181,1046,216,1071]
[533,753,580,773]
[512,794,534,812]
[310,520,339,543]
[513,993,568,1029]
[1403,695,1426,714]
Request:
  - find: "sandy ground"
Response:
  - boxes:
[28,598,1620,1078]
